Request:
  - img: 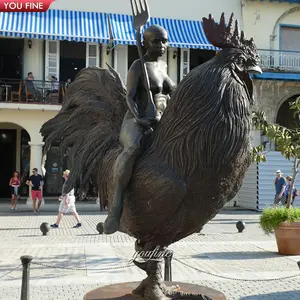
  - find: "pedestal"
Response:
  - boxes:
[83,282,226,300]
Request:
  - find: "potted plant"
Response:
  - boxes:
[260,207,300,254]
[252,97,300,255]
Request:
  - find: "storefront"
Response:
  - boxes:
[0,9,216,82]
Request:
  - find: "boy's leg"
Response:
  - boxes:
[104,117,143,234]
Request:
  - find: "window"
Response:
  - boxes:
[280,26,300,51]
[86,43,100,67]
[45,41,60,80]
[180,48,190,81]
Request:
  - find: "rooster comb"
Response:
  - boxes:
[202,13,260,64]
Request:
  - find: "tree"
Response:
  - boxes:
[252,97,300,208]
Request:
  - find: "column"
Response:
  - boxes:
[101,45,112,69]
[115,45,128,83]
[251,129,262,148]
[26,142,45,207]
[16,128,21,172]
[23,38,44,80]
[167,47,178,84]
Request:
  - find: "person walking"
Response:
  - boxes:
[273,170,286,208]
[26,168,43,214]
[285,176,299,206]
[50,170,82,228]
[9,171,21,210]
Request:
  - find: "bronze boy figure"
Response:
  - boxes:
[103,25,176,234]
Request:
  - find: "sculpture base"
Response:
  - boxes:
[83,282,226,300]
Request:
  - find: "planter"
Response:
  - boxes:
[275,222,300,255]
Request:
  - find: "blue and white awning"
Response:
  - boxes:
[0,9,110,43]
[109,13,216,50]
[0,9,216,49]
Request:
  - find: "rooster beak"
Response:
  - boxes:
[247,65,262,74]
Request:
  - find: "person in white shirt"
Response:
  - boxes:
[50,170,82,228]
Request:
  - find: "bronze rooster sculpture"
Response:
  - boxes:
[41,13,261,300]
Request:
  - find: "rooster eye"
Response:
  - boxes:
[239,57,246,65]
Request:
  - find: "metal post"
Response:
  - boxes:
[20,255,33,300]
[164,250,173,282]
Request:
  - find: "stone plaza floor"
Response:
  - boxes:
[0,202,300,300]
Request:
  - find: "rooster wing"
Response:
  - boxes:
[40,65,127,194]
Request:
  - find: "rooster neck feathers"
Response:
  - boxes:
[145,59,252,179]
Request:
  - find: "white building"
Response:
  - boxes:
[0,0,242,200]
[231,0,300,210]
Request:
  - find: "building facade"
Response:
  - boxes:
[235,0,300,210]
[0,0,242,200]
[0,0,299,208]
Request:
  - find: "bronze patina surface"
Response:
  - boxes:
[41,0,262,298]
[83,282,226,300]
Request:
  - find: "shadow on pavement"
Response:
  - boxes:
[0,211,106,216]
[18,235,42,237]
[210,220,259,224]
[219,210,260,215]
[0,227,38,230]
[77,234,99,236]
[192,251,280,260]
[240,290,300,299]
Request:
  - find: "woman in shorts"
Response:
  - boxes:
[9,171,21,210]
[50,170,82,228]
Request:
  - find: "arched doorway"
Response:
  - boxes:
[276,95,300,129]
[0,123,31,198]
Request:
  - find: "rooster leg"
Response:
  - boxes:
[131,245,178,300]
[132,258,170,300]
[132,245,212,300]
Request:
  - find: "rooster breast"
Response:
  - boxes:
[119,157,187,249]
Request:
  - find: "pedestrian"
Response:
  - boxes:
[26,168,43,214]
[285,176,300,205]
[64,78,71,90]
[50,170,82,228]
[9,171,21,210]
[273,170,286,208]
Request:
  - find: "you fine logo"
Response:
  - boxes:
[0,0,55,12]
[129,246,172,263]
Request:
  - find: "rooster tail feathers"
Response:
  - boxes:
[40,66,127,194]
[106,63,127,91]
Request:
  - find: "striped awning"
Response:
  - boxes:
[109,13,216,50]
[0,9,110,43]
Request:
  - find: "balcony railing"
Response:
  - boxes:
[259,49,300,73]
[0,78,68,104]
